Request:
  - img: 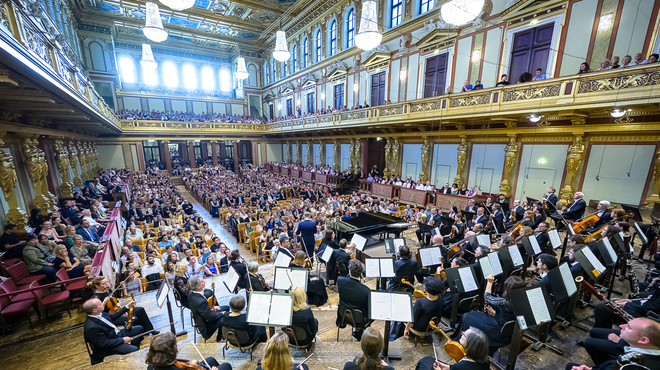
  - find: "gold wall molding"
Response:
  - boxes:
[559,135,586,205]
[0,134,28,232]
[21,135,55,215]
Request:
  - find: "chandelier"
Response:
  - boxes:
[140,44,158,69]
[159,0,194,11]
[143,2,168,42]
[441,0,485,26]
[273,30,290,62]
[235,56,249,80]
[355,0,381,50]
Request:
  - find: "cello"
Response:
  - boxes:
[207,282,218,310]
[429,321,466,363]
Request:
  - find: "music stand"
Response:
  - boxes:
[621,204,643,222]
[156,278,186,336]
[509,285,559,354]
[445,266,480,328]
[549,263,589,331]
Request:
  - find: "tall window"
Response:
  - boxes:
[272,59,277,81]
[142,65,158,86]
[302,38,309,68]
[347,10,355,48]
[142,140,161,162]
[391,0,403,27]
[162,61,178,88]
[264,62,269,84]
[286,98,293,116]
[333,83,345,109]
[329,21,337,56]
[182,64,197,89]
[292,45,298,73]
[283,61,288,78]
[119,57,136,84]
[219,69,231,91]
[307,92,315,113]
[420,0,433,14]
[201,66,215,90]
[316,30,322,63]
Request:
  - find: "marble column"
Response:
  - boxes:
[498,135,519,198]
[211,141,219,166]
[0,135,28,232]
[162,140,172,173]
[332,140,340,172]
[319,141,326,167]
[419,138,431,183]
[559,134,586,205]
[454,136,469,186]
[53,139,75,198]
[21,135,54,215]
[68,141,82,188]
[644,147,660,209]
[188,141,197,168]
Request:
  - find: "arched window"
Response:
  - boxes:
[420,0,433,14]
[88,41,107,72]
[302,38,309,69]
[162,61,178,87]
[346,9,355,48]
[272,58,277,81]
[119,56,136,84]
[292,44,298,73]
[142,65,158,86]
[219,69,231,91]
[391,0,403,27]
[283,60,288,78]
[329,20,337,56]
[264,61,269,85]
[248,65,257,87]
[201,66,215,90]
[316,29,322,63]
[182,64,198,89]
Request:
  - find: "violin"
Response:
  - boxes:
[105,296,122,313]
[506,222,523,238]
[435,257,446,280]
[256,273,271,291]
[174,360,208,370]
[429,321,466,363]
[126,293,135,329]
[401,278,426,298]
[207,282,218,310]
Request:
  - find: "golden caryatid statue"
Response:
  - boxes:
[319,141,326,167]
[79,141,90,180]
[383,139,392,177]
[498,136,519,197]
[392,138,401,178]
[68,140,83,188]
[306,141,313,166]
[54,139,75,198]
[454,137,469,186]
[644,147,660,209]
[560,135,586,205]
[419,139,431,184]
[296,142,302,166]
[354,139,362,175]
[21,136,53,216]
[332,140,340,172]
[91,142,100,171]
[0,135,28,232]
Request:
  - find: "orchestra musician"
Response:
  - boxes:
[505,200,525,228]
[291,286,319,346]
[496,194,509,210]
[416,327,491,370]
[82,298,144,365]
[89,277,157,334]
[491,204,505,233]
[534,253,558,295]
[229,249,249,290]
[550,192,586,229]
[579,200,613,235]
[473,207,488,228]
[247,262,271,292]
[223,295,267,345]
[403,276,445,342]
[544,187,558,211]
[256,331,309,370]
[290,251,328,306]
[570,318,660,370]
[327,238,352,284]
[465,199,476,213]
[417,207,441,246]
[593,285,660,328]
[188,276,229,342]
[337,259,372,340]
[343,328,395,370]
[145,331,232,370]
[535,222,551,254]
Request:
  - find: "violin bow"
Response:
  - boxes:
[108,271,140,296]
[191,342,213,369]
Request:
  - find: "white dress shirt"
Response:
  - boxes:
[88,313,120,335]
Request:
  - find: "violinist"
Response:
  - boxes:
[496,193,509,210]
[532,203,545,229]
[473,207,488,228]
[444,215,466,245]
[290,251,328,306]
[416,327,491,370]
[550,191,586,230]
[327,238,352,284]
[417,207,441,246]
[403,277,445,342]
[337,259,372,340]
[491,204,505,233]
[229,249,249,290]
[535,222,551,254]
[188,277,228,342]
[579,200,613,234]
[521,211,535,228]
[343,328,395,370]
[391,245,419,290]
[291,286,319,346]
[247,262,270,292]
[89,277,158,335]
[505,200,524,228]
[145,331,231,370]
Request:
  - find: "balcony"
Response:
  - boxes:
[120,120,268,135]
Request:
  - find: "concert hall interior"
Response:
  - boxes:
[2,0,660,369]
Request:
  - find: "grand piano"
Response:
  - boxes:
[332,211,409,242]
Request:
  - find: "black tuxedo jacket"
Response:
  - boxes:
[562,199,586,220]
[230,261,248,289]
[536,232,550,252]
[492,211,505,232]
[545,194,558,210]
[189,291,225,340]
[337,276,371,321]
[535,274,552,296]
[83,307,129,362]
[425,214,442,227]
[510,206,524,221]
[475,214,488,227]
[593,210,613,228]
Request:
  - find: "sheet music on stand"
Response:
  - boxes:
[477,234,491,247]
[384,238,406,254]
[274,252,292,268]
[510,285,555,328]
[508,246,524,267]
[445,266,479,294]
[522,235,542,256]
[419,247,442,267]
[575,248,607,280]
[597,238,618,267]
[274,267,308,291]
[633,222,648,245]
[246,291,293,326]
[224,265,240,292]
[548,229,562,249]
[156,278,170,309]
[479,256,494,279]
[319,245,334,263]
[369,291,413,322]
[548,262,578,303]
[365,258,396,278]
[487,253,503,276]
[351,234,368,251]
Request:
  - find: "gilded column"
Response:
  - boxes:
[68,141,82,188]
[319,141,326,167]
[53,139,75,198]
[499,135,519,197]
[296,142,303,166]
[352,138,362,174]
[84,142,95,178]
[92,142,100,172]
[78,141,89,180]
[643,147,660,209]
[285,142,292,163]
[306,140,313,166]
[21,136,53,215]
[332,140,340,172]
[383,139,392,177]
[560,134,586,205]
[0,135,28,232]
[454,137,469,186]
[210,140,218,166]
[392,138,401,178]
[419,138,431,183]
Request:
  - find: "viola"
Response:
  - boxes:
[207,282,218,310]
[105,296,122,314]
[126,293,135,329]
[173,360,207,370]
[572,213,600,233]
[506,222,523,238]
[429,321,466,363]
[435,256,446,280]
[401,278,426,298]
[446,239,467,259]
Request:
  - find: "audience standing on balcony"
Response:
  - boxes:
[117,109,264,124]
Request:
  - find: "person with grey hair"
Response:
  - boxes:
[579,199,613,235]
[188,276,229,342]
[247,261,270,292]
[415,327,490,369]
[337,259,372,340]
[222,295,268,345]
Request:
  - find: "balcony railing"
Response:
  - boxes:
[120,120,268,132]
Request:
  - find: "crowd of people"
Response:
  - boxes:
[117,109,264,124]
[266,100,398,123]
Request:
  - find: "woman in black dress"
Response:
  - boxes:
[256,331,308,370]
[404,277,445,341]
[289,251,328,306]
[415,327,490,370]
[223,295,267,345]
[146,331,231,370]
[449,275,525,355]
[291,286,318,346]
[343,327,395,370]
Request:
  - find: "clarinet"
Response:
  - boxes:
[576,276,634,322]
[627,257,640,299]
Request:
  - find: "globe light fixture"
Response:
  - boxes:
[143,2,168,42]
[140,44,158,70]
[529,114,543,123]
[441,0,485,26]
[159,0,195,11]
[235,56,249,80]
[610,108,626,118]
[355,0,382,50]
[273,30,290,62]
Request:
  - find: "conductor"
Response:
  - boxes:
[296,212,317,262]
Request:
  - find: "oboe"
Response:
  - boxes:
[576,276,634,322]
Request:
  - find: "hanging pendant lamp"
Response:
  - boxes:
[140,43,158,69]
[143,2,168,42]
[273,22,290,62]
[159,0,195,11]
[441,0,485,26]
[355,0,382,50]
[235,55,249,80]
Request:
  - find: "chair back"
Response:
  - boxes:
[284,325,308,347]
[458,295,478,313]
[249,220,259,228]
[222,327,251,348]
[501,320,516,338]
[55,268,70,282]
[336,261,348,277]
[6,262,29,281]
[172,287,185,309]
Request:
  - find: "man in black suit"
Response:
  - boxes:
[505,200,525,228]
[465,199,476,213]
[227,211,239,239]
[182,200,193,215]
[327,239,352,284]
[438,183,452,194]
[580,200,613,235]
[544,186,558,212]
[474,207,488,228]
[124,203,143,222]
[83,298,144,365]
[492,203,505,233]
[229,249,249,290]
[536,221,551,254]
[594,284,660,328]
[391,245,419,289]
[234,192,246,206]
[336,259,372,340]
[496,194,509,210]
[534,253,558,295]
[568,318,660,370]
[551,192,586,229]
[188,276,228,342]
[296,212,317,261]
[416,207,441,246]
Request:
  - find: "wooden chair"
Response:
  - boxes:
[222,327,260,360]
[237,223,247,244]
[336,308,370,341]
[133,239,147,247]
[284,326,314,352]
[137,252,146,261]
[249,220,259,228]
[248,231,261,254]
